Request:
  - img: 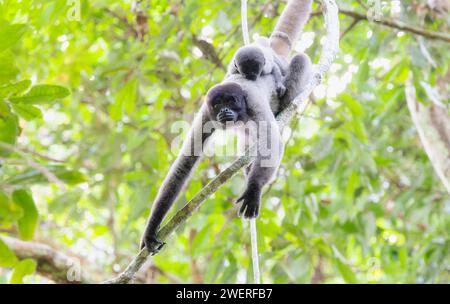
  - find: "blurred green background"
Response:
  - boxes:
[0,0,449,283]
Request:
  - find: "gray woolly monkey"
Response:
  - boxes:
[228,36,288,98]
[141,53,312,254]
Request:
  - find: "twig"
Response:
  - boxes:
[0,143,65,187]
[105,0,339,284]
[310,7,450,43]
[338,8,450,43]
[192,34,225,69]
[15,146,65,163]
[340,18,361,40]
[104,8,139,38]
[0,143,65,163]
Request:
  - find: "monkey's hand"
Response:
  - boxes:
[276,83,286,99]
[236,187,262,219]
[140,232,165,255]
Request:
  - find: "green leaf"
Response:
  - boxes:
[0,100,11,117]
[0,52,19,84]
[335,259,357,283]
[332,245,357,283]
[0,114,20,156]
[109,79,138,120]
[0,62,19,85]
[357,60,369,87]
[10,259,36,284]
[124,79,138,114]
[55,169,88,185]
[0,190,13,222]
[12,190,38,241]
[0,24,28,53]
[0,191,9,218]
[0,238,18,267]
[341,93,364,117]
[0,80,31,98]
[11,103,43,120]
[0,190,23,223]
[9,85,70,104]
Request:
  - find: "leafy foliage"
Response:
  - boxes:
[0,0,449,284]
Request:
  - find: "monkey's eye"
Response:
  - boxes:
[213,104,221,109]
[231,98,239,104]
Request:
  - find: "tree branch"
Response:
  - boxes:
[405,79,450,195]
[0,235,96,284]
[192,34,225,69]
[313,7,450,43]
[0,142,65,187]
[340,18,361,40]
[105,0,339,284]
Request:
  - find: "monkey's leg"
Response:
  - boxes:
[272,64,286,98]
[141,105,214,254]
[237,119,284,219]
[274,55,288,77]
[279,53,312,112]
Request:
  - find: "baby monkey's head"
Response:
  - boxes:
[234,46,265,80]
[206,82,248,125]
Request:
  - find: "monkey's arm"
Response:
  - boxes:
[237,115,283,218]
[141,104,214,253]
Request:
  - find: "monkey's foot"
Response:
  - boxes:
[236,188,261,219]
[140,235,165,255]
[276,84,286,98]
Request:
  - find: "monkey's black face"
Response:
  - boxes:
[235,46,265,81]
[206,83,248,125]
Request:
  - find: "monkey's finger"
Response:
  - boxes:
[245,205,259,219]
[156,241,165,251]
[253,206,260,218]
[149,240,165,256]
[244,206,253,219]
[238,203,247,217]
[236,194,246,204]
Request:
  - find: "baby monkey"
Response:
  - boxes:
[228,36,287,98]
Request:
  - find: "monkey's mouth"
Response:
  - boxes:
[245,74,258,81]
